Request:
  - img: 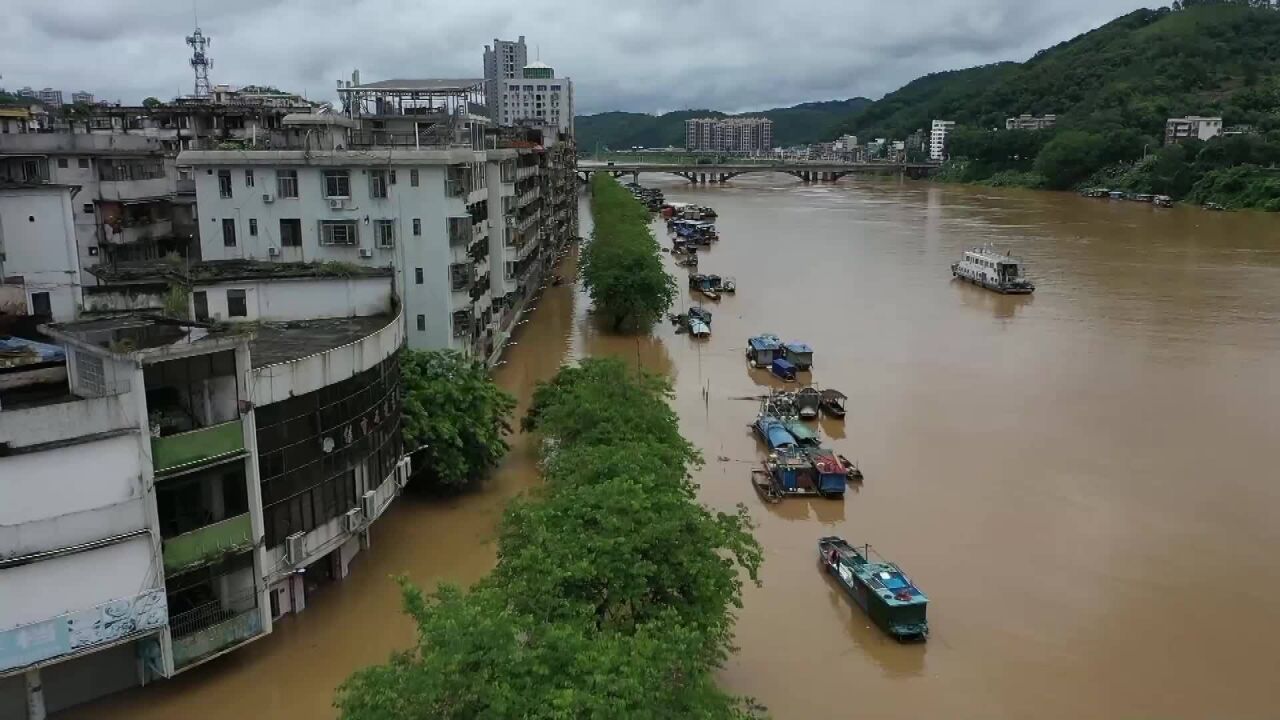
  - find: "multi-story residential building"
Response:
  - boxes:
[0,182,83,320]
[1165,116,1223,144]
[0,261,407,717]
[684,117,773,154]
[70,91,95,105]
[930,120,955,161]
[500,62,575,135]
[484,36,528,124]
[1005,113,1056,131]
[16,87,38,100]
[181,76,577,363]
[37,89,64,107]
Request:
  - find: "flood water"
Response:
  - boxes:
[67,177,1280,719]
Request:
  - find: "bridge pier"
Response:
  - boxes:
[631,171,639,183]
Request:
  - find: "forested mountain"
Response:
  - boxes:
[575,97,871,151]
[831,0,1280,207]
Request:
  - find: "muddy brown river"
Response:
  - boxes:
[66,177,1280,719]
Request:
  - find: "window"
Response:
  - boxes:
[279,218,302,247]
[248,218,258,237]
[78,158,89,169]
[369,170,388,199]
[218,170,233,198]
[505,261,516,280]
[374,219,395,248]
[319,219,358,246]
[410,169,419,187]
[30,292,51,317]
[412,218,421,236]
[389,169,397,185]
[415,268,423,285]
[227,289,248,318]
[245,169,255,187]
[82,203,94,215]
[416,314,426,331]
[193,291,209,321]
[57,158,69,169]
[324,170,350,198]
[276,170,298,198]
[450,263,472,291]
[222,218,237,247]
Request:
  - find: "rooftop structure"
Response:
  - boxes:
[1166,116,1223,145]
[338,72,488,150]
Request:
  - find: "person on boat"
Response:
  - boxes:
[828,548,839,567]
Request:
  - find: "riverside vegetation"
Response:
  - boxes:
[336,358,764,719]
[836,1,1280,209]
[581,174,676,331]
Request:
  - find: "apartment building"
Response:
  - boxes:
[499,62,575,135]
[1165,116,1223,144]
[1005,114,1056,131]
[70,91,95,105]
[930,119,955,161]
[484,36,528,124]
[684,117,774,154]
[0,182,82,320]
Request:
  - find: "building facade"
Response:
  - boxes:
[499,62,574,135]
[70,92,95,105]
[684,117,774,154]
[0,183,83,320]
[483,36,528,124]
[1005,114,1056,131]
[37,89,64,107]
[929,120,955,161]
[1165,116,1223,144]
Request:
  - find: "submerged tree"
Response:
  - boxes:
[581,175,675,332]
[400,349,515,489]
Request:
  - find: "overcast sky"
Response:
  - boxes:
[2,0,1154,115]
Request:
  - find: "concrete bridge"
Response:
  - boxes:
[576,161,940,184]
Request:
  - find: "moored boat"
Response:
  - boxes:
[753,413,798,451]
[780,342,814,371]
[818,537,928,641]
[1153,195,1173,208]
[770,358,797,382]
[950,245,1035,294]
[746,334,782,367]
[819,389,847,418]
[795,386,821,420]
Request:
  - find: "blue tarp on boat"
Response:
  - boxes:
[754,415,797,451]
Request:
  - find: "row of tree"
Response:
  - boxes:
[581,175,676,331]
[336,358,764,718]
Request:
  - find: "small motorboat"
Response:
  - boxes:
[688,319,711,337]
[819,389,847,418]
[837,454,863,481]
[688,307,712,326]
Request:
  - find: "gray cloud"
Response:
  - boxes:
[1,0,1153,113]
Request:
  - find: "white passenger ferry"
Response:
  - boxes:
[951,245,1035,294]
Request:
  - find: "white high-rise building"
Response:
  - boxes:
[500,62,574,135]
[930,120,955,161]
[484,36,528,124]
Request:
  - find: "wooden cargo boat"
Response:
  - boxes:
[819,389,847,418]
[818,537,928,641]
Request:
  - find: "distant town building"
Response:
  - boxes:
[685,117,774,154]
[1165,116,1223,144]
[16,86,37,99]
[835,134,859,151]
[37,88,64,106]
[930,119,955,161]
[1005,113,1056,131]
[484,36,528,124]
[71,90,95,105]
[500,61,575,135]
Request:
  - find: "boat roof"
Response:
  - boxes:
[748,335,781,351]
[785,421,817,442]
[965,246,1022,263]
[819,537,928,607]
[772,357,796,370]
[689,319,710,335]
[809,451,844,475]
[820,388,847,400]
[784,342,812,353]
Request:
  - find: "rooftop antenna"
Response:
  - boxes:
[186,2,213,98]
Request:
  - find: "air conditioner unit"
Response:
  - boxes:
[358,248,373,258]
[328,198,345,210]
[284,532,306,565]
[361,490,377,521]
[396,457,411,489]
[267,246,280,257]
[262,193,275,204]
[343,507,363,533]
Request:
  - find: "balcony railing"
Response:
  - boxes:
[151,419,245,474]
[162,513,253,573]
[172,605,262,669]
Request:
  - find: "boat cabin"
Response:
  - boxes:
[781,342,813,370]
[806,450,848,496]
[784,419,819,447]
[764,450,819,495]
[754,414,798,451]
[771,358,797,382]
[746,334,781,367]
[819,389,847,418]
[795,387,821,419]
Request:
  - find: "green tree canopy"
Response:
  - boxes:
[581,176,675,331]
[400,349,514,488]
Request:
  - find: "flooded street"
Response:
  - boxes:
[68,176,1280,719]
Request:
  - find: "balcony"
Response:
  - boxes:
[176,178,196,195]
[516,165,539,181]
[518,187,540,207]
[151,419,245,475]
[98,176,173,201]
[109,219,174,246]
[162,513,253,573]
[171,605,262,670]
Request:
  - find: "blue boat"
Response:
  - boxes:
[770,357,797,382]
[762,449,821,496]
[780,342,814,371]
[818,537,929,641]
[746,334,782,367]
[753,414,797,451]
[804,448,848,496]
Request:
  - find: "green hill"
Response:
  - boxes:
[575,97,872,151]
[832,1,1280,207]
